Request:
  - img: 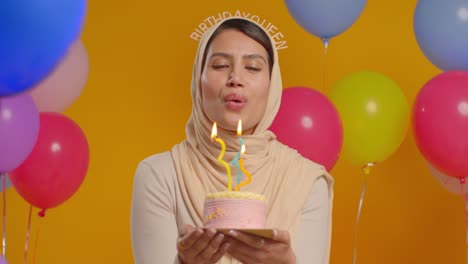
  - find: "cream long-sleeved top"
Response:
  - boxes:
[130,152,330,264]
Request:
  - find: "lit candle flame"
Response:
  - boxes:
[237,120,242,136]
[211,122,217,139]
[241,144,246,155]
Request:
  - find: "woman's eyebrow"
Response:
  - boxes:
[209,52,267,64]
[209,52,232,59]
[243,54,267,64]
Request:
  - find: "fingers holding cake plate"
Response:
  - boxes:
[178,224,202,251]
[177,225,229,264]
[199,231,230,263]
[227,230,266,249]
[225,229,296,264]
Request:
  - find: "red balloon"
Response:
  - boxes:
[270,87,343,171]
[10,112,89,209]
[413,71,468,179]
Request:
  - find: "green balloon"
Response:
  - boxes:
[329,71,409,165]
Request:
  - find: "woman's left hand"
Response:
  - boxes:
[225,229,295,264]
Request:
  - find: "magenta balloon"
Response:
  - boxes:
[0,93,39,172]
[413,71,468,179]
[270,87,343,171]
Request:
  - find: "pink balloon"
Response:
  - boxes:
[29,40,89,112]
[270,87,343,171]
[413,71,468,179]
[10,112,90,210]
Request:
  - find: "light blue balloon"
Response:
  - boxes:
[0,0,87,96]
[284,0,367,40]
[414,0,468,71]
[0,174,12,192]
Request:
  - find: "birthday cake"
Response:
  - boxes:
[203,191,266,229]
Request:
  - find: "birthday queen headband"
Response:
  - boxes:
[189,10,288,51]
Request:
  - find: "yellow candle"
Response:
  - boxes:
[236,144,252,191]
[211,122,233,191]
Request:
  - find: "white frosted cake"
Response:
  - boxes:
[203,191,266,229]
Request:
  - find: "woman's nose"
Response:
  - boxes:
[227,69,243,87]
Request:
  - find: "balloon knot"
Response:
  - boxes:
[321,37,329,49]
[362,162,376,175]
[38,209,46,218]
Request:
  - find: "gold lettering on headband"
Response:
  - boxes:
[190,10,288,50]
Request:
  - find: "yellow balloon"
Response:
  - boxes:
[328,71,409,165]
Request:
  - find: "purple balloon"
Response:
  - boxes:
[0,256,8,264]
[0,93,39,172]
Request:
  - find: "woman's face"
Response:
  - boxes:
[201,28,271,135]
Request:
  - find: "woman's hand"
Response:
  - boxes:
[177,224,229,264]
[225,229,296,264]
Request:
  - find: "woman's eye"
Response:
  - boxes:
[212,64,229,69]
[246,66,261,72]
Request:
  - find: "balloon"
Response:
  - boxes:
[414,0,468,71]
[269,87,343,171]
[284,0,367,40]
[0,1,87,96]
[413,71,468,179]
[427,162,468,197]
[0,174,12,192]
[10,112,90,209]
[329,71,409,165]
[29,40,89,112]
[0,93,40,172]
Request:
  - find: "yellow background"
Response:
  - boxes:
[7,1,465,263]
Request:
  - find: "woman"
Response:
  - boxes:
[131,17,334,264]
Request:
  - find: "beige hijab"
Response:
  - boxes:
[171,17,333,263]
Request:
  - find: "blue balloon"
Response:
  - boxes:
[284,0,367,40]
[0,1,87,96]
[414,0,468,71]
[0,174,12,192]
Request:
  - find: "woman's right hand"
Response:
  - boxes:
[177,224,229,264]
